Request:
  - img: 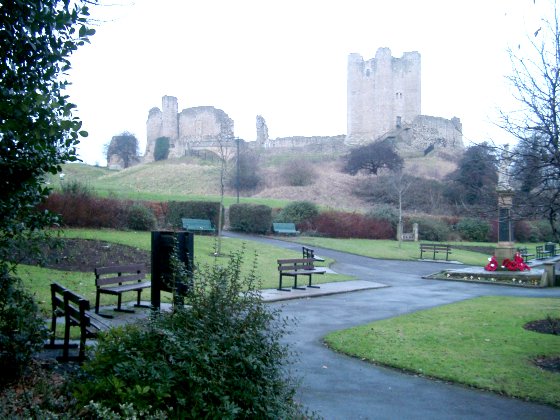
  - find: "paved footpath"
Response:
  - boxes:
[225,233,560,420]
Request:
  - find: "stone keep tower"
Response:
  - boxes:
[346,48,421,145]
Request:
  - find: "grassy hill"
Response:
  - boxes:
[49,149,457,211]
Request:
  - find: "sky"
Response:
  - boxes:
[66,0,548,165]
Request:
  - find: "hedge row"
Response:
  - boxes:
[42,192,557,242]
[42,194,223,232]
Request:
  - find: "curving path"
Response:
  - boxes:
[226,232,560,419]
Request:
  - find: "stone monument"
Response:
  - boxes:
[495,145,515,263]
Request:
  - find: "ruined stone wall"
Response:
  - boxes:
[259,135,346,153]
[392,115,463,156]
[346,48,421,145]
[144,96,233,162]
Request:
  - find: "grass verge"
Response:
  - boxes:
[324,296,560,407]
[292,237,494,266]
[19,229,352,314]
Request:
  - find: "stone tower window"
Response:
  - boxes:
[365,69,370,77]
[396,116,402,128]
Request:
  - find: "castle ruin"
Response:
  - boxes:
[346,48,463,154]
[143,96,234,162]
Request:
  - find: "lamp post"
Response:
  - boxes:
[236,137,240,204]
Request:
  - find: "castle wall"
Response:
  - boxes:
[260,135,346,153]
[395,115,463,155]
[144,97,234,162]
[347,48,421,145]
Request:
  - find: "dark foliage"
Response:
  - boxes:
[275,201,320,226]
[444,143,498,213]
[0,270,47,388]
[310,211,395,239]
[0,0,95,388]
[71,251,307,418]
[343,139,404,175]
[227,148,263,191]
[106,132,140,168]
[0,0,95,266]
[166,201,223,229]
[42,192,128,229]
[229,203,272,234]
[154,136,170,161]
[126,204,157,231]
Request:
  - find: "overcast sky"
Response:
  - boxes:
[66,0,547,165]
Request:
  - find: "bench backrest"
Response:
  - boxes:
[420,244,450,250]
[95,264,146,288]
[302,246,315,259]
[273,223,297,231]
[63,288,92,330]
[278,258,315,271]
[50,282,68,317]
[182,218,214,230]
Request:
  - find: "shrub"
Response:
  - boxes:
[227,149,263,191]
[126,204,157,231]
[407,216,451,242]
[311,211,395,239]
[229,204,272,234]
[60,179,94,197]
[154,137,170,161]
[0,270,47,387]
[275,201,319,225]
[456,217,490,242]
[42,192,127,229]
[166,201,223,229]
[366,204,399,229]
[71,251,306,418]
[280,159,316,186]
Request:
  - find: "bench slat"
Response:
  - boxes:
[96,273,146,287]
[95,264,145,275]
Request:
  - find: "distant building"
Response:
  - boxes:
[346,48,463,154]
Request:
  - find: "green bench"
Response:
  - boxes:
[272,222,300,235]
[182,218,216,234]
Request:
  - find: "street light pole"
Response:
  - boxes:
[236,137,240,204]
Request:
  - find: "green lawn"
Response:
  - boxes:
[20,229,352,315]
[325,296,560,408]
[289,237,495,266]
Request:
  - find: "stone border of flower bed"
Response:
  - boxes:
[424,267,546,288]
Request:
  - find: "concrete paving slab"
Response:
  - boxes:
[258,280,388,302]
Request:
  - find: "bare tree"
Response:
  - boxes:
[500,2,560,240]
[214,135,236,256]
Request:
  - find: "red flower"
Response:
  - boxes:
[484,256,498,271]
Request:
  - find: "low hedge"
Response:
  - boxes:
[229,203,272,234]
[166,201,223,229]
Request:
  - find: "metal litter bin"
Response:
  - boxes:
[151,231,194,310]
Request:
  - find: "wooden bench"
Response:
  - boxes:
[419,243,452,261]
[182,218,215,234]
[302,246,325,262]
[94,264,151,317]
[273,222,300,235]
[536,245,553,259]
[277,258,326,291]
[45,282,109,362]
